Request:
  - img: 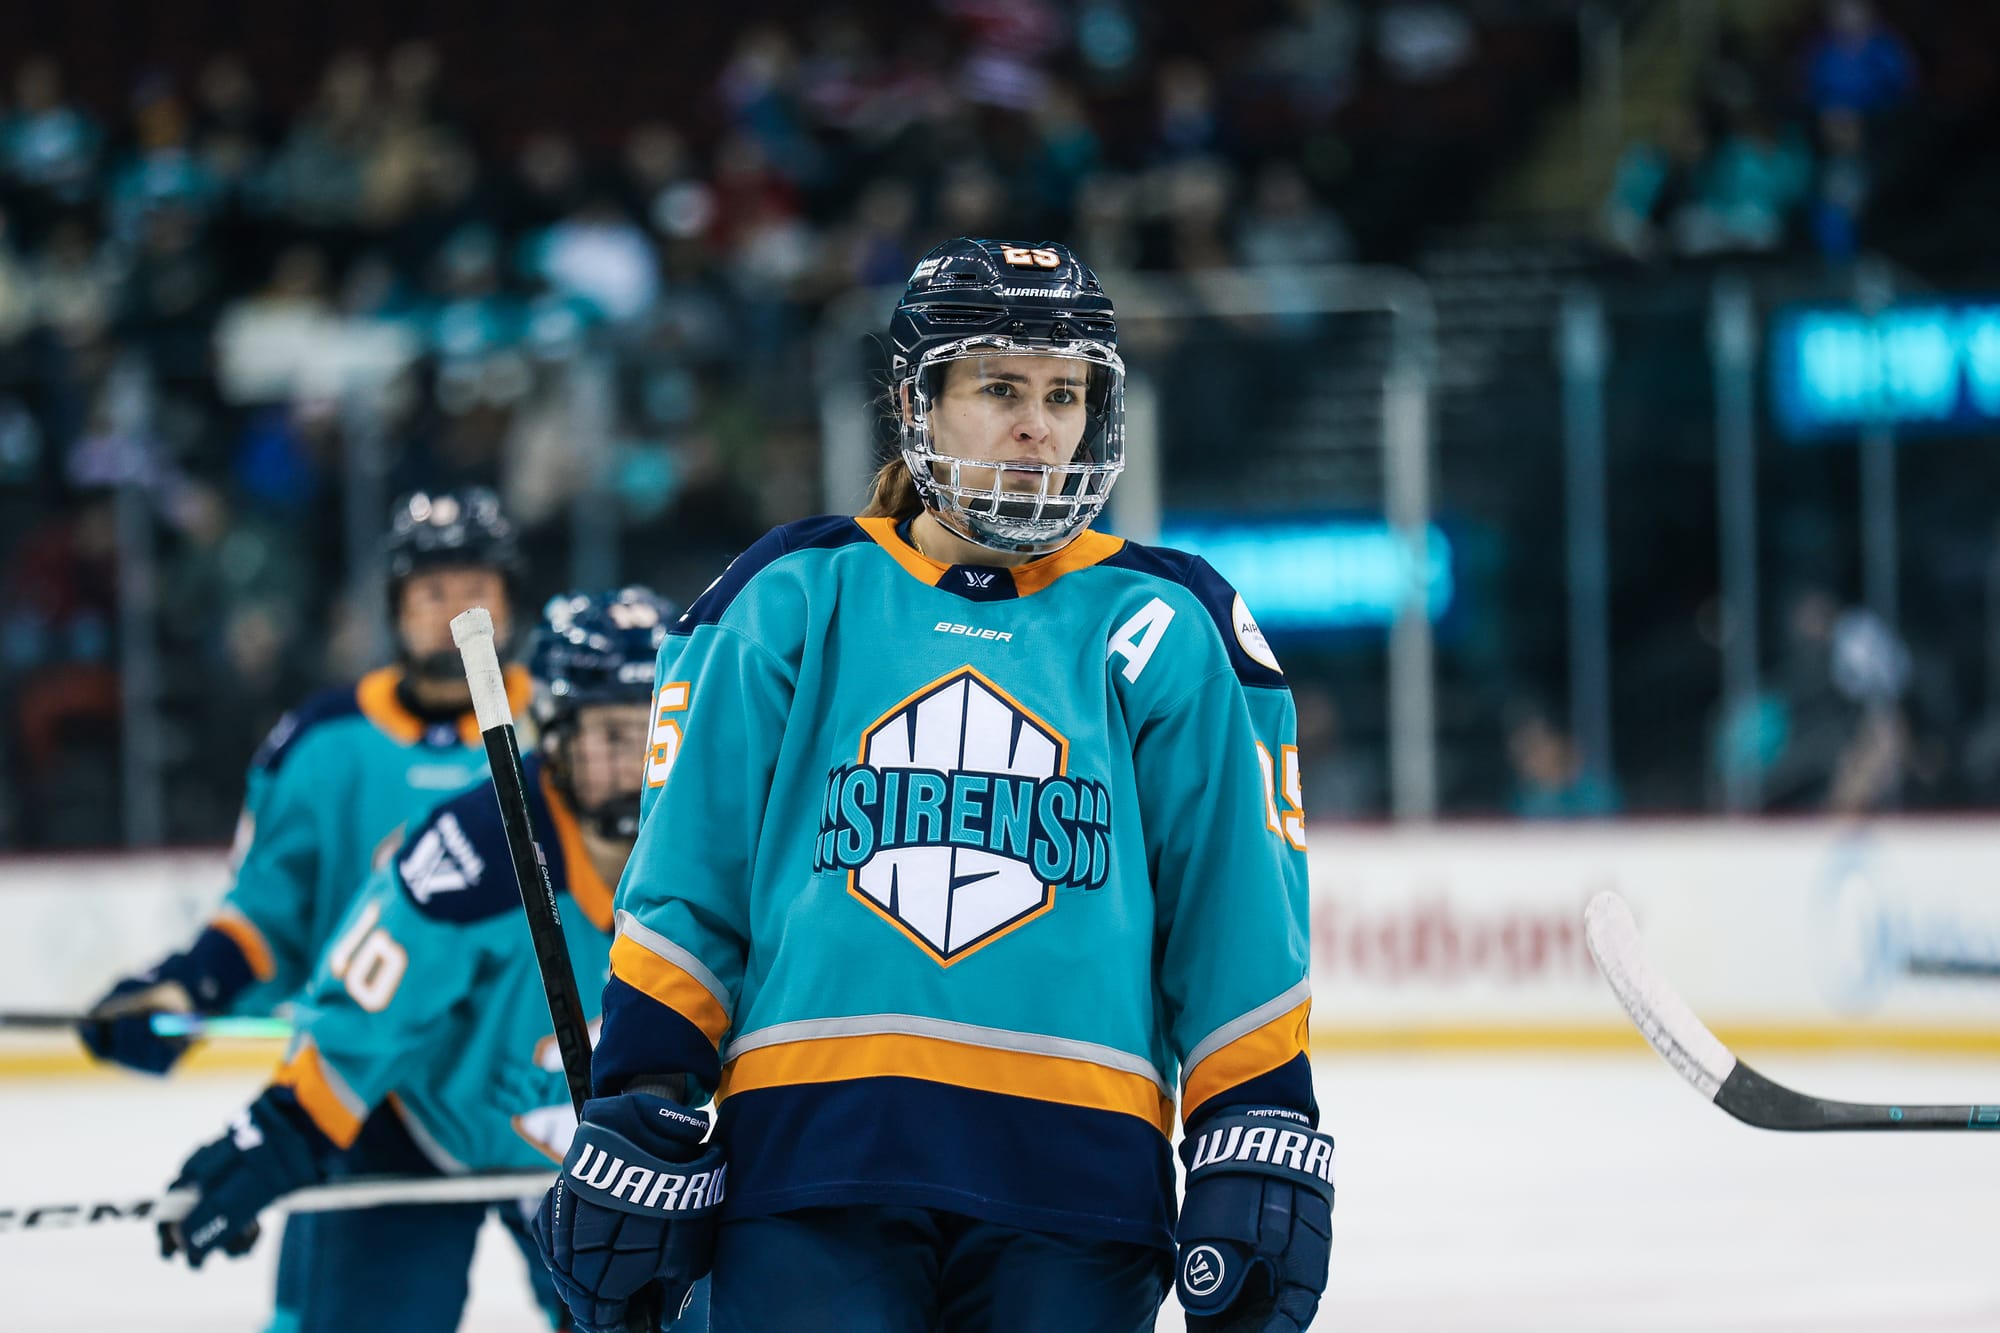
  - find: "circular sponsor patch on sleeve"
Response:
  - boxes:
[1232,593,1281,674]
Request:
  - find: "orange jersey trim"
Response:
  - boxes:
[716,1031,1176,1137]
[210,910,276,983]
[1182,999,1313,1123]
[355,667,424,744]
[609,934,730,1048]
[855,516,948,586]
[855,516,1126,596]
[272,1042,365,1148]
[1010,528,1124,595]
[357,663,532,748]
[539,769,614,931]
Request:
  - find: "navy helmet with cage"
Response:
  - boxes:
[383,486,523,604]
[528,586,676,839]
[888,238,1125,556]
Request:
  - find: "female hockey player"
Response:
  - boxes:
[532,239,1334,1333]
[80,486,533,1331]
[158,587,703,1333]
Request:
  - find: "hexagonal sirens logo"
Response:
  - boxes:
[814,667,1111,965]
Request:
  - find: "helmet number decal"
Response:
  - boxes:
[645,682,691,788]
[1000,246,1062,269]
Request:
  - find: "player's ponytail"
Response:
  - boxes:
[859,455,924,521]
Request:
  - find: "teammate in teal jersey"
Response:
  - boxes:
[79,486,532,1333]
[532,239,1336,1333]
[155,588,708,1333]
[79,486,530,1066]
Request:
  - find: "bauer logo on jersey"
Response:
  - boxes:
[814,667,1111,965]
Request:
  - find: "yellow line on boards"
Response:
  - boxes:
[0,1040,284,1080]
[5,1026,1999,1081]
[1307,1026,2000,1056]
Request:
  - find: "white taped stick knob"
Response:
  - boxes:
[450,607,514,732]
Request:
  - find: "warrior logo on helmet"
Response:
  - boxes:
[815,667,1112,965]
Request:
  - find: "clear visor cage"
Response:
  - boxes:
[900,335,1127,556]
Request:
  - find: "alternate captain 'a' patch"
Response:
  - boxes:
[814,667,1111,966]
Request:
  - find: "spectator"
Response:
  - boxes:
[1375,1,1477,86]
[1809,107,1871,258]
[1,57,101,215]
[262,51,377,228]
[1153,58,1218,161]
[529,196,660,326]
[1027,81,1100,224]
[107,84,219,245]
[1675,106,1812,255]
[190,55,273,207]
[1237,160,1352,268]
[1506,707,1620,819]
[1805,0,1915,117]
[620,123,694,237]
[1602,106,1710,260]
[504,131,586,234]
[1260,0,1361,119]
[29,215,117,348]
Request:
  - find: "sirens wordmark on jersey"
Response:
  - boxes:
[813,666,1112,965]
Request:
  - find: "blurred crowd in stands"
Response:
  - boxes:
[2,0,1997,845]
[3,0,1579,844]
[1601,0,1997,264]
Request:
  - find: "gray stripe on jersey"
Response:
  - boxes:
[1182,977,1312,1076]
[390,1097,471,1175]
[723,1012,1172,1096]
[615,909,735,1019]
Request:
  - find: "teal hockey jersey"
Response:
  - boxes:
[187,665,533,1014]
[274,755,613,1171]
[594,516,1315,1250]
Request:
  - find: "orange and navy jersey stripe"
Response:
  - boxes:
[272,1037,369,1148]
[1180,983,1315,1129]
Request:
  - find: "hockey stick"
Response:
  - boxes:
[0,1012,292,1040]
[0,1170,555,1235]
[1904,957,2000,980]
[1584,891,2000,1132]
[452,607,595,1120]
[454,608,663,1333]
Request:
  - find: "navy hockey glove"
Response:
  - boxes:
[80,928,255,1074]
[78,975,195,1075]
[531,1092,724,1333]
[160,1087,329,1268]
[1176,1108,1336,1333]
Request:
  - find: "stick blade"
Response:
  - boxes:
[1584,890,1737,1102]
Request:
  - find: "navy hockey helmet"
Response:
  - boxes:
[528,586,675,839]
[383,487,523,602]
[889,238,1125,556]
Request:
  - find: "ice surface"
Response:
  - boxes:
[2,1054,1996,1331]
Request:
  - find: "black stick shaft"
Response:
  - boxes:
[479,721,594,1118]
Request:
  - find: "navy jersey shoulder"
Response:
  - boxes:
[1101,541,1287,690]
[251,681,366,776]
[392,756,558,924]
[672,515,870,635]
